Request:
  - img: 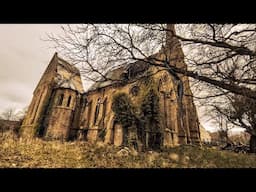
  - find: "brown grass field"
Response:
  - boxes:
[1,131,256,168]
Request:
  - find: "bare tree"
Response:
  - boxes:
[0,108,16,121]
[0,107,27,136]
[0,107,27,121]
[212,94,256,152]
[47,24,256,151]
[15,107,28,121]
[47,24,256,98]
[212,111,234,144]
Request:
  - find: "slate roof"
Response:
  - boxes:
[87,60,150,92]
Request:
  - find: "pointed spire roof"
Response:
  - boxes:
[165,24,179,50]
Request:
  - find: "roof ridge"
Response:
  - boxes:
[56,55,80,74]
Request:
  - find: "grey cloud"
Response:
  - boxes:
[0,24,92,114]
[0,81,32,103]
[0,24,63,113]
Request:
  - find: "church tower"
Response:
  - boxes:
[165,24,201,144]
[20,53,84,140]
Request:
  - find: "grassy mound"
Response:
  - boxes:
[1,132,256,168]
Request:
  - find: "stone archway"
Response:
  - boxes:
[109,121,123,146]
[105,114,123,146]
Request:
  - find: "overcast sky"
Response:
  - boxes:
[0,24,69,113]
[0,24,227,132]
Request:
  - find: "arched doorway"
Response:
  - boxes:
[110,121,123,146]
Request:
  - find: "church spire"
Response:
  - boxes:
[165,24,178,49]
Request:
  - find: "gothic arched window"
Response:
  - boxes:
[67,96,72,107]
[58,93,64,106]
[86,101,92,128]
[93,98,101,125]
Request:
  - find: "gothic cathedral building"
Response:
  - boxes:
[21,25,201,149]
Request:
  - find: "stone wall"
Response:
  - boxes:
[20,53,59,138]
[79,66,192,148]
[21,53,84,139]
[45,88,78,140]
[200,125,211,143]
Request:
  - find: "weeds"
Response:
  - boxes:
[1,131,256,168]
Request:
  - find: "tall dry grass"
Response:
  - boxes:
[1,131,256,168]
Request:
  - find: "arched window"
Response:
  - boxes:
[102,98,107,128]
[58,93,64,106]
[67,96,72,107]
[86,101,92,128]
[93,98,101,125]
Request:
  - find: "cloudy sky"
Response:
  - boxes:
[0,25,63,112]
[0,24,220,132]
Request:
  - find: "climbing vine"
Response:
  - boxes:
[112,93,137,129]
[141,89,161,132]
[112,93,138,146]
[111,74,162,149]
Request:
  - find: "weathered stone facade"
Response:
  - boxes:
[21,25,201,149]
[20,53,84,139]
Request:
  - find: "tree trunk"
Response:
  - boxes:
[249,135,256,153]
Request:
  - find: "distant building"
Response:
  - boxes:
[199,125,211,143]
[21,25,201,149]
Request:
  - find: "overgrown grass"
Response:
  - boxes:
[1,131,256,168]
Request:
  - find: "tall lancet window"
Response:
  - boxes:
[102,98,107,128]
[67,96,72,107]
[58,93,64,106]
[93,98,101,125]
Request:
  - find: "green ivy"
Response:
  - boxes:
[111,87,162,149]
[112,93,137,146]
[141,89,161,131]
[112,93,137,129]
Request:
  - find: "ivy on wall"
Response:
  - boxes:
[112,93,137,129]
[141,89,161,133]
[111,76,162,149]
[112,93,137,145]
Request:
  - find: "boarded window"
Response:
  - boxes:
[58,93,64,106]
[67,96,72,107]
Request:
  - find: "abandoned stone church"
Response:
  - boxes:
[21,25,201,149]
